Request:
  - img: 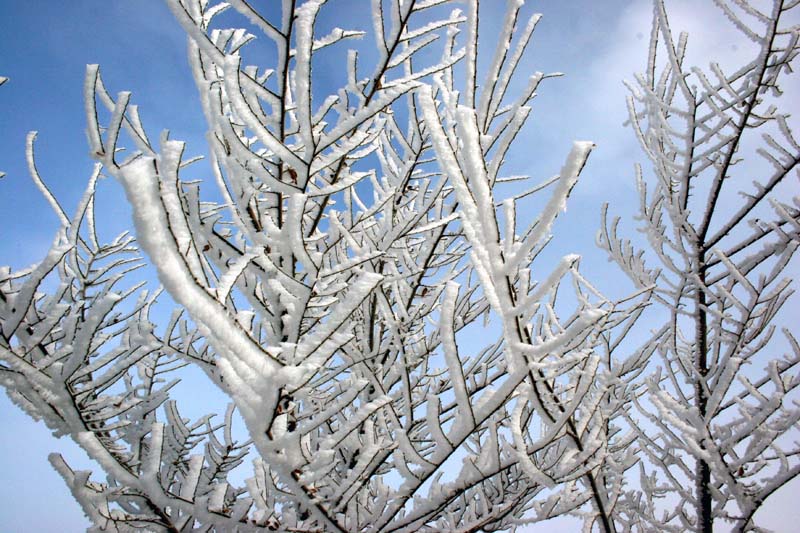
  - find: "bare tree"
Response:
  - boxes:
[0,1,642,531]
[6,0,798,531]
[600,0,800,531]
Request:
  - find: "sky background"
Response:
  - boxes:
[0,0,798,531]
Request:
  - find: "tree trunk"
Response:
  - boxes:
[695,259,712,532]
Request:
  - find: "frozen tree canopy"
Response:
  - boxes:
[599,1,800,531]
[0,0,798,532]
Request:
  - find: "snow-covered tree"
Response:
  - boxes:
[600,0,800,531]
[0,0,641,530]
[3,0,798,531]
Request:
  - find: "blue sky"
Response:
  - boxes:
[1,0,797,531]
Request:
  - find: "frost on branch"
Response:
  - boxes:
[3,0,647,531]
[600,1,800,531]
